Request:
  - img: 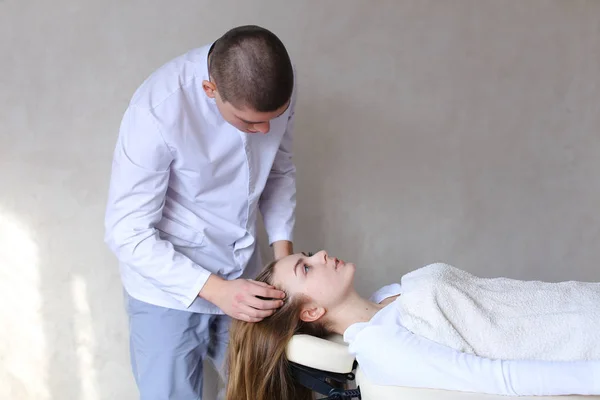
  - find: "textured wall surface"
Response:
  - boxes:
[1,1,598,399]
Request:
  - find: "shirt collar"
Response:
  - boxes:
[197,41,217,105]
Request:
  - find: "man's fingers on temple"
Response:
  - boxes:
[243,306,275,319]
[245,295,283,311]
[236,313,260,323]
[252,285,286,299]
[248,280,272,288]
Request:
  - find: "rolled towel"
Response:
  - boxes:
[396,263,600,361]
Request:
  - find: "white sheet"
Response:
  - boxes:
[355,367,600,400]
[344,294,600,396]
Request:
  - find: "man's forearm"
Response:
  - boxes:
[272,240,293,260]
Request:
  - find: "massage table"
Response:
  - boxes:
[286,334,599,400]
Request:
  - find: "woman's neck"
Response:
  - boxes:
[327,292,386,335]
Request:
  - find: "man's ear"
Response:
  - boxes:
[202,79,217,99]
[299,304,325,323]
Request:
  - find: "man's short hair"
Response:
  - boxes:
[209,25,294,113]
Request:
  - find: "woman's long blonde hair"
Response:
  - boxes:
[225,260,330,400]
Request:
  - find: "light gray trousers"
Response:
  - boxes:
[124,291,231,400]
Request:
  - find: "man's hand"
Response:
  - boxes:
[272,240,293,260]
[199,275,286,322]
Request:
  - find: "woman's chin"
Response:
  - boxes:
[343,263,357,285]
[344,262,357,274]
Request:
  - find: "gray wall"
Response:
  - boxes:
[1,1,598,399]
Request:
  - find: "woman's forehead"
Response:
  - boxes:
[273,254,302,278]
[275,254,300,270]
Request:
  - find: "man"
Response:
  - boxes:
[104,25,297,399]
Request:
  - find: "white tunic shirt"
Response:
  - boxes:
[104,43,297,313]
[344,283,600,396]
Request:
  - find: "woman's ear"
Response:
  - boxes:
[299,304,325,323]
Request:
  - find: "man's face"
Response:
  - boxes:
[203,80,289,134]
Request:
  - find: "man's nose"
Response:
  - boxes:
[253,121,270,134]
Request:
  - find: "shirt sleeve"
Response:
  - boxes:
[348,324,600,396]
[104,105,211,308]
[259,77,298,245]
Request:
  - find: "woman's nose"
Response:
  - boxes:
[315,250,327,260]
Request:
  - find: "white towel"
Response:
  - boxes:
[396,263,600,361]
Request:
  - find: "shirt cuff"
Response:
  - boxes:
[182,268,212,308]
[268,231,294,246]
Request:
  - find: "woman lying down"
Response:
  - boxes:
[226,251,600,400]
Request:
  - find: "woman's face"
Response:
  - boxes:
[271,250,356,315]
